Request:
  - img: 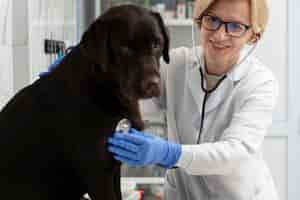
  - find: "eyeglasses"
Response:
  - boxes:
[195,14,251,37]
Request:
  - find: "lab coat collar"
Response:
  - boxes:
[188,46,252,82]
[187,46,252,114]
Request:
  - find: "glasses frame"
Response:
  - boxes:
[195,14,251,37]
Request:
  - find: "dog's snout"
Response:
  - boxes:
[141,73,161,98]
[144,76,160,88]
[150,76,160,85]
[144,81,160,97]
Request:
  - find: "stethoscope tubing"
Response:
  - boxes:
[196,67,226,144]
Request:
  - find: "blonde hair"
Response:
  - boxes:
[193,0,269,36]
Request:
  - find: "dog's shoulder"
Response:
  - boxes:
[0,82,39,118]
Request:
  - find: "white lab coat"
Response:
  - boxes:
[153,47,280,200]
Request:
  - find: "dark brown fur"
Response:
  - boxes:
[0,5,169,200]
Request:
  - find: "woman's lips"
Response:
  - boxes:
[211,42,230,50]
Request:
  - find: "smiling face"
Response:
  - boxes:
[199,0,255,75]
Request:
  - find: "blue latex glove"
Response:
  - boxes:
[39,46,75,77]
[108,128,182,168]
[38,56,64,77]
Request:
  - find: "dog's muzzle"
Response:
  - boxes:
[142,75,161,98]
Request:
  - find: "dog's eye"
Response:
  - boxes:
[120,46,133,54]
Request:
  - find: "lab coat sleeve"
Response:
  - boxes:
[176,73,279,175]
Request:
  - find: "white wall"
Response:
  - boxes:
[288,0,300,200]
[0,45,13,108]
[0,0,76,107]
[263,137,287,200]
[28,0,76,81]
[0,0,29,108]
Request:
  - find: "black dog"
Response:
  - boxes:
[0,5,169,200]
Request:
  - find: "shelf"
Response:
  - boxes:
[121,177,164,184]
[31,20,76,28]
[31,19,193,27]
[164,18,193,26]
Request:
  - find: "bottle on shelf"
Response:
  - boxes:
[143,0,150,7]
[176,0,186,19]
[187,0,194,19]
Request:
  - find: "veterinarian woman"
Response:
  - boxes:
[107,0,280,199]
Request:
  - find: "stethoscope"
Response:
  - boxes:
[196,66,227,144]
[191,22,258,144]
[115,118,131,133]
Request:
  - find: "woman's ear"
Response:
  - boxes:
[248,33,260,44]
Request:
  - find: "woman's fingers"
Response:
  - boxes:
[108,137,139,153]
[108,145,138,161]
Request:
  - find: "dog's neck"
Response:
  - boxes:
[49,47,144,130]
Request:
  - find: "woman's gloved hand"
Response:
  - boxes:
[108,128,182,168]
[38,56,64,77]
[39,46,74,77]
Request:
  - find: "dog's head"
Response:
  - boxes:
[79,5,170,100]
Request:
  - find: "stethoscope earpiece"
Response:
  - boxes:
[249,33,261,44]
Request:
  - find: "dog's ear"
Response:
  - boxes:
[152,12,170,64]
[79,18,110,72]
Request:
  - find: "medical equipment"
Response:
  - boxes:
[115,118,131,133]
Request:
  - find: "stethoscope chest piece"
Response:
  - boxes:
[115,118,131,133]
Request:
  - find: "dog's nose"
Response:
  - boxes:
[146,82,160,96]
[142,76,161,98]
[150,76,160,85]
[145,75,160,88]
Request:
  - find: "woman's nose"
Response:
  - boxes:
[212,24,229,41]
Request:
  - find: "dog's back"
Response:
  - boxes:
[0,79,85,199]
[0,75,122,199]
